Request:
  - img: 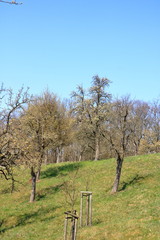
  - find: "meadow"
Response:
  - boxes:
[0,154,160,240]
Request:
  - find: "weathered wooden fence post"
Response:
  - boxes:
[80,191,92,227]
[64,210,79,240]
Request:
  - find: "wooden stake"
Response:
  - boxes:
[80,193,83,227]
[74,218,78,240]
[64,211,79,240]
[64,217,68,240]
[89,194,92,226]
[80,191,92,227]
[86,195,90,225]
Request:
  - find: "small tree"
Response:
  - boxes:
[62,167,80,211]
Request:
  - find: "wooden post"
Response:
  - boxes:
[74,218,78,240]
[71,210,76,240]
[89,193,92,226]
[80,191,92,227]
[71,218,75,240]
[64,217,68,240]
[80,192,83,227]
[64,211,79,240]
[86,195,89,226]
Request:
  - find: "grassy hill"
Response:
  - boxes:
[0,154,160,240]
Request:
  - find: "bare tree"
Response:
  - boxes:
[71,75,111,161]
[0,85,30,190]
[150,99,160,143]
[62,167,80,211]
[131,100,150,155]
[104,96,134,193]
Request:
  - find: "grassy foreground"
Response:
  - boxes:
[0,154,160,240]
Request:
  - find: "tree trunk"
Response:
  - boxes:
[30,167,36,202]
[56,147,63,163]
[36,169,40,181]
[78,154,82,162]
[111,155,123,194]
[94,137,100,161]
[44,150,48,165]
[36,155,43,181]
[134,139,140,155]
[56,148,60,163]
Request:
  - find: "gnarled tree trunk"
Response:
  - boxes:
[111,155,123,194]
[36,169,40,181]
[30,167,36,202]
[94,137,100,161]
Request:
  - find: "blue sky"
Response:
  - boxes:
[0,0,160,101]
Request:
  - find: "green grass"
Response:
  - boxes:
[0,154,160,239]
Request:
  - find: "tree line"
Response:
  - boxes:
[0,76,160,200]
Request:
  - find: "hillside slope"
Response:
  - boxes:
[0,154,160,240]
